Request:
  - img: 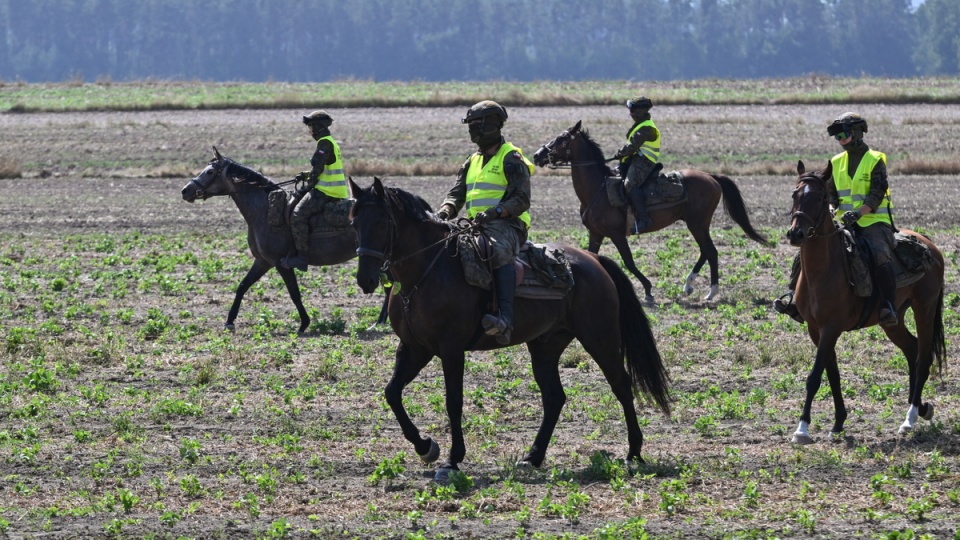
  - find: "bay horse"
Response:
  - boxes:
[787,161,946,443]
[349,177,671,481]
[532,121,769,303]
[181,148,387,334]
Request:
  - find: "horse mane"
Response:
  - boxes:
[383,186,434,220]
[222,158,281,192]
[576,128,609,167]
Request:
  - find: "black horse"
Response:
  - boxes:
[350,177,671,481]
[533,121,769,303]
[181,148,387,333]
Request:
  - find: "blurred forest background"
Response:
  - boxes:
[1,0,957,83]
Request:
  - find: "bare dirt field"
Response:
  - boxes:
[1,105,959,539]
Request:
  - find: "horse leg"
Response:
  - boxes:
[435,350,467,482]
[580,333,647,463]
[226,259,271,331]
[684,221,719,301]
[609,234,654,303]
[884,314,932,433]
[519,336,571,468]
[275,265,311,334]
[793,328,843,444]
[384,342,441,464]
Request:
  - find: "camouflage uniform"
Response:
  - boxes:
[436,101,533,344]
[282,110,347,271]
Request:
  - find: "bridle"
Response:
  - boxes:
[791,174,838,239]
[537,129,596,169]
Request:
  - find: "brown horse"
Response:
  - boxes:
[532,120,769,303]
[349,177,671,481]
[786,161,946,443]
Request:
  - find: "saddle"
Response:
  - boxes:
[605,170,688,211]
[841,229,938,298]
[267,190,353,237]
[457,232,575,301]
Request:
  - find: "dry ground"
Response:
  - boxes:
[1,105,959,539]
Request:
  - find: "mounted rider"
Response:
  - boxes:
[612,97,661,233]
[775,112,899,326]
[281,110,349,271]
[435,100,534,345]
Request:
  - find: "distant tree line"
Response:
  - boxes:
[1,0,958,83]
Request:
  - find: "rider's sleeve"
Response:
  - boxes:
[499,151,531,218]
[439,157,471,216]
[863,160,889,213]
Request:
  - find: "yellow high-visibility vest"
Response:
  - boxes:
[465,142,533,229]
[313,136,347,198]
[831,149,893,227]
[621,119,661,164]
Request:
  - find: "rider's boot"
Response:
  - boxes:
[773,291,803,323]
[876,262,899,327]
[281,234,310,271]
[482,264,516,345]
[628,185,652,234]
[773,254,803,323]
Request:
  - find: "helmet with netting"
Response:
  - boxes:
[461,100,508,125]
[626,97,653,110]
[827,112,867,139]
[302,110,333,128]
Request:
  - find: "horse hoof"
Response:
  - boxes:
[433,466,457,484]
[898,422,914,434]
[703,284,719,301]
[419,438,440,464]
[224,323,235,332]
[791,432,814,445]
[683,284,694,296]
[643,295,656,305]
[515,460,536,470]
[921,403,934,421]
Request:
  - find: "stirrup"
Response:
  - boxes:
[773,292,803,323]
[481,314,512,345]
[879,303,898,327]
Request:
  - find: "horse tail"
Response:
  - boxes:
[598,255,671,414]
[932,287,946,376]
[713,174,770,246]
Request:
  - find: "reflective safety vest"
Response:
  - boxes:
[621,119,661,164]
[313,136,347,198]
[831,149,893,227]
[465,142,533,229]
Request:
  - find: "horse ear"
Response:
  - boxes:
[573,120,582,131]
[797,160,805,175]
[372,176,386,198]
[348,176,360,197]
[213,146,223,162]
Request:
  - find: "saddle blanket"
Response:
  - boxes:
[459,238,575,301]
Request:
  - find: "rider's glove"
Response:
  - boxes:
[473,207,499,224]
[840,210,860,227]
[436,204,456,221]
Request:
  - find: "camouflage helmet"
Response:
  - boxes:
[461,100,508,125]
[626,96,653,110]
[302,110,333,128]
[827,112,867,139]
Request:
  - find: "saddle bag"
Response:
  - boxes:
[841,230,873,297]
[267,189,292,231]
[605,177,627,207]
[894,232,937,275]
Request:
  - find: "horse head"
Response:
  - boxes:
[787,160,832,246]
[533,120,582,168]
[181,147,232,202]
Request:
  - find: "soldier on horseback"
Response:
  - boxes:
[775,112,899,326]
[435,100,534,345]
[281,110,349,271]
[613,97,661,234]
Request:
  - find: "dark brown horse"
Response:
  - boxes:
[181,149,387,333]
[349,177,671,481]
[532,121,768,303]
[786,161,946,443]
